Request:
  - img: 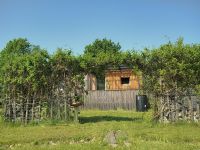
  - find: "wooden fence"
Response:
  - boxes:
[82,90,138,110]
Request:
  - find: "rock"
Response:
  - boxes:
[104,130,129,147]
[104,131,117,145]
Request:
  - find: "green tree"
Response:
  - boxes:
[0,39,84,123]
[49,48,84,121]
[80,38,123,77]
[141,38,200,122]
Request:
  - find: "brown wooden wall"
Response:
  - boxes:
[105,69,139,90]
[82,90,138,110]
[84,74,97,90]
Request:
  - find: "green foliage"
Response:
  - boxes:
[0,37,200,123]
[84,38,121,55]
[141,38,200,96]
[80,38,143,78]
[139,38,200,122]
[0,38,84,123]
[1,38,31,55]
[80,38,124,77]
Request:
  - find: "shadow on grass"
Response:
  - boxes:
[79,116,143,124]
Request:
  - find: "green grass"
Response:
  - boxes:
[0,110,200,150]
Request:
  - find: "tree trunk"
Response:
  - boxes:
[13,98,16,122]
[64,97,67,120]
[39,96,41,120]
[160,95,164,122]
[25,97,29,125]
[31,93,35,121]
[50,97,53,119]
[8,94,11,121]
[57,91,60,120]
[4,93,8,120]
[20,90,24,123]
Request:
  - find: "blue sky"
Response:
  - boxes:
[0,0,199,54]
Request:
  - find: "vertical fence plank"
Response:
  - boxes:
[83,90,138,110]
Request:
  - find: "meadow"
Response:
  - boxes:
[0,110,200,150]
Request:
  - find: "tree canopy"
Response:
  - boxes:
[141,38,200,96]
[80,38,135,77]
[0,38,84,123]
[0,37,200,123]
[140,38,200,122]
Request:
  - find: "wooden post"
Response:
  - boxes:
[4,93,8,121]
[175,102,179,121]
[13,98,16,122]
[166,93,172,121]
[196,104,199,121]
[57,91,60,120]
[74,107,79,123]
[171,97,176,122]
[20,92,24,123]
[25,97,29,125]
[8,93,11,121]
[188,95,193,121]
[50,97,53,119]
[181,105,185,120]
[64,97,67,120]
[39,96,41,121]
[31,93,35,121]
[51,85,54,119]
[160,95,164,122]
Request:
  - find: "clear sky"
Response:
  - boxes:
[0,0,199,54]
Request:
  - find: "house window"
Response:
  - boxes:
[97,77,105,90]
[121,77,130,84]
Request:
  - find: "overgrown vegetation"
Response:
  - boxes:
[0,39,85,124]
[141,38,200,122]
[0,37,200,124]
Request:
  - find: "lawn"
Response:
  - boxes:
[0,110,200,150]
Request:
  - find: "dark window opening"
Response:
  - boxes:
[97,77,105,90]
[121,77,130,84]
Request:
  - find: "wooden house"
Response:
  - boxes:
[84,66,140,91]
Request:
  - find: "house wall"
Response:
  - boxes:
[105,69,140,90]
[84,74,97,90]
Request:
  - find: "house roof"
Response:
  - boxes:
[106,64,131,71]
